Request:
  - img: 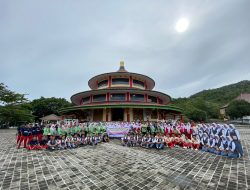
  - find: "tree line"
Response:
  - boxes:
[1,80,250,127]
[0,83,71,127]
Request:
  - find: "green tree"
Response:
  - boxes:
[31,97,72,120]
[174,98,208,122]
[0,83,33,127]
[226,100,250,119]
[0,83,27,105]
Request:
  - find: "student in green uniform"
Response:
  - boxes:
[89,124,94,135]
[43,125,50,137]
[141,123,147,135]
[101,124,106,133]
[70,126,76,135]
[75,125,81,134]
[96,123,101,135]
[57,126,64,136]
[66,126,71,135]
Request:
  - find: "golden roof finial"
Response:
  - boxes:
[120,61,124,67]
[117,60,127,72]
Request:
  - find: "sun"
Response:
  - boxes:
[175,18,189,33]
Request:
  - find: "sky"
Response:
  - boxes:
[0,0,250,101]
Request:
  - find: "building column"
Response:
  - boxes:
[89,110,94,122]
[124,108,129,122]
[103,108,106,121]
[106,93,110,102]
[129,108,133,121]
[107,108,111,121]
[127,92,130,102]
[108,76,111,88]
[90,95,93,103]
[129,76,132,88]
[143,109,147,121]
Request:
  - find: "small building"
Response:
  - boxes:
[60,62,182,121]
[243,116,250,124]
[40,114,62,123]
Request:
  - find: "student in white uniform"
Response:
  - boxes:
[121,134,129,146]
[58,135,67,149]
[201,133,209,151]
[227,136,240,158]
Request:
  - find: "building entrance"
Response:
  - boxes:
[111,108,124,121]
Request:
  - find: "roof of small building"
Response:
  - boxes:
[40,114,62,121]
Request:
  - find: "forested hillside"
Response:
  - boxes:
[190,80,250,106]
[172,80,250,121]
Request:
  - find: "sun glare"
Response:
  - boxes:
[175,18,189,33]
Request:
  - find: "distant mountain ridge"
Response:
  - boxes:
[173,80,250,120]
[189,80,250,106]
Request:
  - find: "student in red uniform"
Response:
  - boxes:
[39,136,48,149]
[191,136,200,150]
[18,124,30,149]
[174,135,183,147]
[164,124,173,136]
[27,136,40,150]
[186,123,192,140]
[182,135,192,149]
[28,124,34,144]
[36,124,43,142]
[165,135,175,149]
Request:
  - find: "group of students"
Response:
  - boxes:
[25,134,109,151]
[121,121,243,158]
[16,121,243,158]
[121,133,200,150]
[16,123,109,151]
[197,123,243,158]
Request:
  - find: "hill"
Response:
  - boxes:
[190,80,250,106]
[172,80,250,121]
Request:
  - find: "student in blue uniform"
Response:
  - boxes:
[150,135,157,148]
[146,135,153,149]
[229,124,243,157]
[201,133,209,151]
[156,135,164,149]
[207,135,216,153]
[213,135,222,155]
[227,136,240,158]
[141,135,148,148]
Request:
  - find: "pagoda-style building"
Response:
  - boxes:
[60,62,182,121]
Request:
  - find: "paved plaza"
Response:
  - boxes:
[0,127,249,190]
